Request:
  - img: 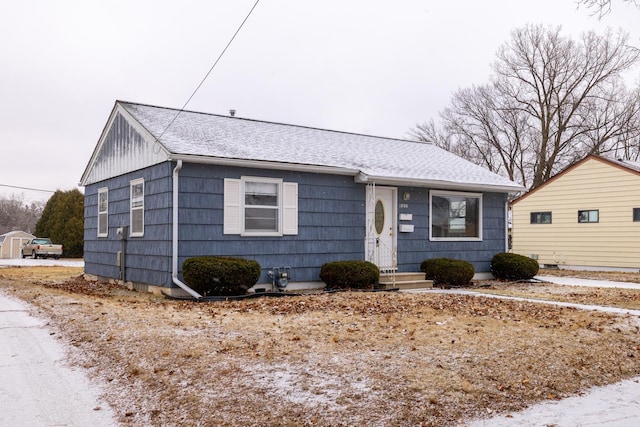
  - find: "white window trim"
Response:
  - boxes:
[130,178,144,237]
[97,187,108,238]
[429,190,483,241]
[224,177,298,236]
[242,176,283,237]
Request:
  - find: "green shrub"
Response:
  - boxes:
[490,252,539,281]
[319,260,379,290]
[420,257,474,288]
[420,258,453,280]
[182,256,261,296]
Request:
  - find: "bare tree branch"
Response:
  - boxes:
[575,0,640,18]
[411,24,640,190]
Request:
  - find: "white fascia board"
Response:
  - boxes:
[167,154,361,176]
[355,174,525,194]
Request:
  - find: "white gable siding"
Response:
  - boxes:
[82,107,170,185]
[512,157,640,269]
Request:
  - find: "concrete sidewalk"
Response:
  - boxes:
[465,375,640,426]
[537,275,640,290]
[0,290,116,426]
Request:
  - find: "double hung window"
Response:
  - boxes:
[224,177,298,236]
[130,178,144,237]
[244,180,279,232]
[97,187,108,237]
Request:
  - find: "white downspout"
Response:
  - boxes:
[172,160,202,299]
[505,199,510,253]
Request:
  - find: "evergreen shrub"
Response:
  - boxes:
[420,257,474,288]
[182,256,261,296]
[490,252,539,281]
[319,260,379,290]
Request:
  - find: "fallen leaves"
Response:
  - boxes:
[1,268,640,426]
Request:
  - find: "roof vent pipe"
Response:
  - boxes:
[229,109,236,117]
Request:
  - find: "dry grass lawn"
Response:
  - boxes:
[1,266,640,426]
[474,269,640,310]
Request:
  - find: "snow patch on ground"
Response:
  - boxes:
[0,258,84,268]
[0,290,115,426]
[466,376,640,426]
[250,360,372,409]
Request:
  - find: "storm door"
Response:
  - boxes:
[366,185,397,272]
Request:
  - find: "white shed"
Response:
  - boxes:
[0,231,36,259]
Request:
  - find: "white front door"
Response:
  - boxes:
[366,186,397,271]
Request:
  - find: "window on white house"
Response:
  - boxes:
[98,187,108,237]
[530,211,552,224]
[430,191,482,240]
[633,208,640,222]
[578,209,598,223]
[130,178,144,237]
[224,177,298,236]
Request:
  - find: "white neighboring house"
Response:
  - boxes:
[0,231,36,259]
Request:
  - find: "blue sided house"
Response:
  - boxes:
[80,101,523,297]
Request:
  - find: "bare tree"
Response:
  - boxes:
[576,0,640,17]
[0,194,44,235]
[411,24,640,189]
[412,83,534,187]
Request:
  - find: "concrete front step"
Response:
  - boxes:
[379,272,433,290]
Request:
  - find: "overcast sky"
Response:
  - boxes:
[2,0,639,203]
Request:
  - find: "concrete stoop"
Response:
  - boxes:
[379,272,433,290]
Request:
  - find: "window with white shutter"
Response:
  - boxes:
[223,177,298,236]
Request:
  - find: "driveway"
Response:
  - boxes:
[0,258,84,268]
[0,290,116,426]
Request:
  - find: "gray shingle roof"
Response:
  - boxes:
[120,101,523,192]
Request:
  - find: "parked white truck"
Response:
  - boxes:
[21,238,63,259]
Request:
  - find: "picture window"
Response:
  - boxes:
[430,191,482,240]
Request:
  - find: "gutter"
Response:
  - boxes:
[166,155,525,194]
[167,154,359,176]
[355,173,524,194]
[171,160,202,300]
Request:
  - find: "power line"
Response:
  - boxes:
[0,184,56,193]
[156,0,261,142]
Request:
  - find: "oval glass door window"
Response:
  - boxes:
[374,199,385,235]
